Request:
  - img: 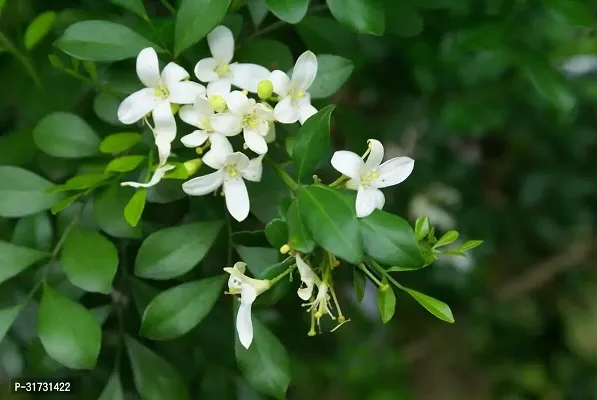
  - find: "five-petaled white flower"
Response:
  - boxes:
[195,25,270,94]
[269,50,318,124]
[179,94,237,149]
[121,164,175,188]
[224,262,271,349]
[181,135,263,222]
[117,47,205,165]
[331,139,415,218]
[210,91,275,155]
[296,254,316,301]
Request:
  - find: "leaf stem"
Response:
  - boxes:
[368,258,404,289]
[266,157,299,191]
[0,31,43,89]
[329,175,349,188]
[357,263,384,288]
[269,264,297,286]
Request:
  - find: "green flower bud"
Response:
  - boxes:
[209,95,227,113]
[184,158,203,176]
[170,103,180,115]
[257,79,274,100]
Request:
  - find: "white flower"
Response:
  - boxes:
[296,254,316,301]
[121,164,175,188]
[269,51,318,124]
[179,95,237,149]
[210,91,274,155]
[194,25,270,94]
[331,139,415,218]
[304,282,335,319]
[181,135,263,221]
[224,262,270,349]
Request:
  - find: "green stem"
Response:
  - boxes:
[329,175,349,188]
[0,31,43,89]
[357,263,384,287]
[159,0,176,15]
[269,264,297,286]
[368,258,404,289]
[266,157,299,191]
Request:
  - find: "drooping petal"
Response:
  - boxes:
[121,164,175,188]
[243,129,268,155]
[136,48,161,88]
[182,170,225,196]
[180,130,210,148]
[374,189,385,210]
[330,151,364,180]
[155,135,172,167]
[297,98,317,124]
[225,151,250,171]
[230,63,271,93]
[161,62,189,88]
[117,88,157,124]
[151,101,176,143]
[241,155,264,182]
[223,177,250,222]
[356,187,378,218]
[376,157,415,188]
[168,81,205,104]
[179,104,202,128]
[273,96,299,124]
[236,284,257,349]
[194,58,219,82]
[296,254,315,301]
[364,139,384,171]
[226,90,252,115]
[207,25,235,65]
[269,70,291,97]
[291,51,318,92]
[207,79,232,98]
[211,113,243,136]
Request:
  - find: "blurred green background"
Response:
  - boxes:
[2,0,597,399]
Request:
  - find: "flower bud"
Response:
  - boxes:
[184,158,203,176]
[257,80,274,100]
[170,103,180,115]
[280,244,290,254]
[209,95,227,113]
[337,315,346,323]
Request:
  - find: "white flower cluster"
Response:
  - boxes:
[117,25,319,221]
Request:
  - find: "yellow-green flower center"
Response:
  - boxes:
[215,64,230,77]
[154,85,169,99]
[361,170,380,188]
[243,112,259,129]
[291,90,305,100]
[200,117,213,131]
[224,164,238,178]
[208,95,227,113]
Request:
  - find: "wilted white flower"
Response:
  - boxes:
[296,254,316,301]
[121,164,175,188]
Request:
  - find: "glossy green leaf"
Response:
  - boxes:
[247,0,269,27]
[309,56,353,99]
[55,20,163,62]
[124,189,146,227]
[293,105,335,182]
[236,246,279,276]
[135,221,224,280]
[326,0,385,35]
[360,209,424,269]
[265,0,309,24]
[110,0,149,20]
[51,193,84,215]
[265,218,288,250]
[414,216,431,241]
[0,306,22,343]
[285,199,315,253]
[24,11,56,49]
[48,174,109,194]
[94,92,124,126]
[126,336,189,400]
[37,284,102,369]
[296,16,359,58]
[98,370,125,400]
[141,275,226,340]
[94,185,142,239]
[100,132,143,154]
[91,305,113,326]
[456,240,484,251]
[238,39,294,71]
[377,284,396,324]
[174,0,231,56]
[33,112,100,158]
[353,268,366,302]
[0,241,49,284]
[434,230,459,248]
[60,226,118,294]
[403,287,455,323]
[105,155,146,173]
[12,212,53,252]
[0,167,63,217]
[297,185,363,264]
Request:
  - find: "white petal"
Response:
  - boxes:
[330,151,364,179]
[364,139,384,171]
[297,99,317,124]
[345,178,360,191]
[208,25,234,65]
[181,130,210,147]
[237,284,257,349]
[374,189,385,210]
[182,170,225,196]
[230,63,271,93]
[243,129,268,155]
[117,88,157,124]
[195,96,215,118]
[273,96,299,124]
[151,101,176,142]
[211,113,243,136]
[291,51,318,92]
[179,104,202,128]
[376,157,415,188]
[194,58,219,82]
[254,103,274,121]
[203,134,233,169]
[356,187,378,218]
[224,177,250,222]
[121,165,175,188]
[161,62,189,88]
[226,91,252,115]
[155,135,172,167]
[136,47,161,88]
[265,122,276,143]
[225,152,250,171]
[296,255,315,301]
[241,155,264,182]
[207,79,232,98]
[168,81,205,104]
[269,70,291,97]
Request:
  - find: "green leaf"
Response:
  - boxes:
[135,221,224,280]
[51,193,84,215]
[140,275,226,340]
[124,189,146,227]
[384,1,423,37]
[236,246,279,276]
[0,241,49,284]
[0,166,63,217]
[247,0,269,27]
[360,209,424,269]
[434,230,459,248]
[24,11,57,50]
[12,212,54,252]
[0,131,37,166]
[55,20,163,62]
[110,0,149,21]
[100,132,143,154]
[105,155,146,173]
[402,287,455,323]
[297,185,363,264]
[265,0,309,24]
[60,226,118,294]
[353,268,366,302]
[326,0,385,35]
[285,199,315,253]
[37,284,102,369]
[296,16,359,59]
[98,370,125,400]
[94,185,142,239]
[414,216,431,241]
[265,219,288,250]
[292,105,335,182]
[126,336,189,400]
[94,92,124,126]
[377,284,396,324]
[0,306,22,343]
[174,0,231,56]
[33,112,100,158]
[236,318,291,399]
[523,56,576,113]
[456,240,483,252]
[309,55,353,99]
[91,305,113,326]
[238,39,294,71]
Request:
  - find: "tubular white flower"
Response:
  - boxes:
[296,255,316,301]
[121,164,175,188]
[194,25,270,93]
[303,282,335,319]
[181,135,263,221]
[331,139,415,218]
[224,262,271,349]
[270,51,318,124]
